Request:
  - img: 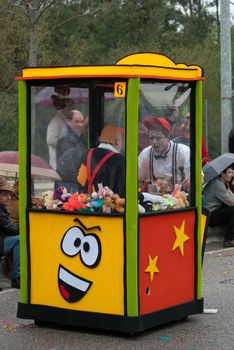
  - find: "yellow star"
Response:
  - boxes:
[145,255,159,282]
[172,220,190,256]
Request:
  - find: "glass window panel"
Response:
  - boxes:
[30,80,126,214]
[103,91,125,155]
[138,81,192,211]
[30,83,89,199]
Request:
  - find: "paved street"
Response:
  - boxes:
[0,239,234,350]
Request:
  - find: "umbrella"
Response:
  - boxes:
[35,86,114,106]
[0,151,60,180]
[202,152,234,183]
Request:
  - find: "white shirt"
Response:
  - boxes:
[46,111,67,169]
[98,143,119,153]
[138,140,190,185]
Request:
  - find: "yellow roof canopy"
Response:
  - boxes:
[17,53,203,81]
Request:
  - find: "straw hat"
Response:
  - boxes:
[0,176,14,193]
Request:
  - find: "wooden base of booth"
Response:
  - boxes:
[17,299,203,334]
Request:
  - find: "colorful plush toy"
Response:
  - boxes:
[63,193,81,211]
[97,186,114,199]
[31,196,44,209]
[78,193,90,211]
[113,194,125,213]
[77,164,87,187]
[42,191,54,209]
[104,193,125,213]
[63,193,91,212]
[89,192,104,212]
[171,184,189,208]
[154,177,173,194]
[53,185,70,202]
[153,194,176,211]
[42,190,62,209]
[138,192,169,213]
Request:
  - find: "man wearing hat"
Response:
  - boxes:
[78,125,125,197]
[138,116,190,194]
[0,176,20,289]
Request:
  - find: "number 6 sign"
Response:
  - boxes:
[114,82,126,97]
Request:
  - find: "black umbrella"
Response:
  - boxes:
[202,152,234,183]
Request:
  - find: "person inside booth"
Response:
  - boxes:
[56,109,87,193]
[77,125,125,197]
[164,106,182,139]
[46,95,74,170]
[138,116,190,196]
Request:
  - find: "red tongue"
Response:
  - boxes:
[59,284,70,299]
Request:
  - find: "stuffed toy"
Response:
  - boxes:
[42,191,55,209]
[104,193,125,213]
[31,196,44,209]
[53,185,70,202]
[77,164,87,187]
[171,184,189,208]
[78,193,90,211]
[63,193,90,212]
[139,179,151,193]
[138,192,168,213]
[89,192,104,212]
[63,193,82,211]
[139,178,173,195]
[42,190,64,210]
[153,194,176,211]
[97,186,114,199]
[154,177,173,194]
[88,188,113,213]
[113,194,125,213]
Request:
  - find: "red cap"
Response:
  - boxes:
[143,117,170,132]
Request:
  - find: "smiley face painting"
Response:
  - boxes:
[29,212,125,315]
[59,224,101,303]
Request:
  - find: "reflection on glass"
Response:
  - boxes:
[138,81,192,212]
[30,81,126,214]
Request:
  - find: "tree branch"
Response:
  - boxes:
[36,0,57,21]
[41,5,105,41]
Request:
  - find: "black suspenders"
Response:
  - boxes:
[149,143,178,185]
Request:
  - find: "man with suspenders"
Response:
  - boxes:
[78,125,125,197]
[138,117,190,195]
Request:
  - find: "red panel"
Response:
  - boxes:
[139,210,196,315]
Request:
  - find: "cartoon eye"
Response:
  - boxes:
[61,227,84,257]
[80,234,101,268]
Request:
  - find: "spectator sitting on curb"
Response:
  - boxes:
[203,167,234,248]
[0,177,20,289]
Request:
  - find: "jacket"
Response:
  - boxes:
[80,146,125,197]
[0,204,19,258]
[56,125,87,184]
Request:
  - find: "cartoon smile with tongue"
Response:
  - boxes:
[58,219,101,303]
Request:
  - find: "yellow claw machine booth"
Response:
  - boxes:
[17,53,205,333]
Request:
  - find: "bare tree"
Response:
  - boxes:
[2,1,107,66]
[5,1,56,66]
